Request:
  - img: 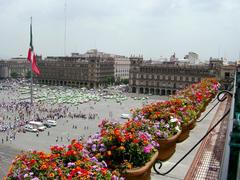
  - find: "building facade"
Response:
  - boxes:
[114,55,130,82]
[129,56,236,95]
[76,49,130,82]
[0,58,30,78]
[35,54,114,88]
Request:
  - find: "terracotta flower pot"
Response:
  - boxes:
[177,123,189,143]
[123,151,158,180]
[157,130,181,161]
[200,104,206,113]
[196,111,201,120]
[188,118,196,130]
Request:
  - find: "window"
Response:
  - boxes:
[225,72,230,78]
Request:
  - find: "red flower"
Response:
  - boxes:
[114,128,121,136]
[133,139,139,143]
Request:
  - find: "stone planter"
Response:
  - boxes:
[157,130,181,161]
[123,151,158,180]
[177,123,189,143]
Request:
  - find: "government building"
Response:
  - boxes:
[35,54,114,89]
[34,49,130,88]
[0,57,30,78]
[129,56,236,95]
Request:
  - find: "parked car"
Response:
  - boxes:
[46,120,57,127]
[43,122,52,128]
[120,113,130,119]
[24,125,38,132]
[28,121,46,131]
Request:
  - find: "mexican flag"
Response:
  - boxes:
[27,18,40,75]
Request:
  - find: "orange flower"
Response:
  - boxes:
[8,165,13,173]
[51,162,57,169]
[95,153,101,158]
[143,140,148,145]
[119,146,125,151]
[114,128,121,136]
[110,145,116,150]
[40,164,47,170]
[30,159,36,165]
[107,150,112,156]
[48,173,55,178]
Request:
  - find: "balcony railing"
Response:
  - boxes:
[220,68,240,180]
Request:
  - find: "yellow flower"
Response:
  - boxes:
[21,164,27,169]
[126,163,133,169]
[76,160,81,166]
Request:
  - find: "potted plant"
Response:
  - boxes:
[86,120,159,179]
[132,108,182,161]
[7,140,113,180]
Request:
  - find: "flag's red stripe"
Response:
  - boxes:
[32,54,40,75]
[27,48,32,62]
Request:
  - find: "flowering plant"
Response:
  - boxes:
[132,102,182,139]
[7,140,112,180]
[85,120,158,173]
[132,78,219,131]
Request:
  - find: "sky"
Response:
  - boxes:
[0,0,240,60]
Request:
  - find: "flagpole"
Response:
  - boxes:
[30,17,33,105]
[30,62,33,105]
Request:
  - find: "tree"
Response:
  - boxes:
[105,76,115,85]
[10,71,18,78]
[25,71,31,79]
[122,79,129,85]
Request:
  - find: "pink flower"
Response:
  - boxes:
[143,144,153,153]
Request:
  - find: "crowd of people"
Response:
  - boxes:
[0,79,101,145]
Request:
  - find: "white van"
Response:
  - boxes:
[24,124,38,132]
[120,113,130,119]
[28,121,46,131]
[46,120,57,126]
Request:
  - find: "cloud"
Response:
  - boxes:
[0,0,239,60]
